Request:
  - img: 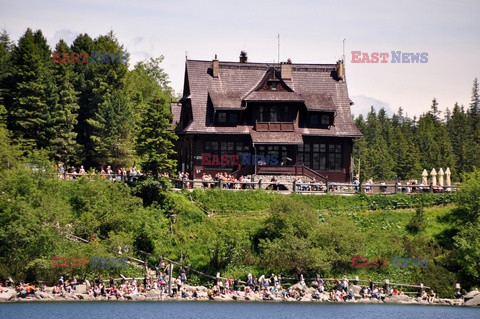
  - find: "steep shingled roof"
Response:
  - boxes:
[179,59,361,138]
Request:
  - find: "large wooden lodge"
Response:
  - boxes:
[172,52,362,182]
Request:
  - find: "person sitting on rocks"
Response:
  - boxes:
[52,284,62,295]
[181,288,189,299]
[428,290,436,303]
[262,287,272,300]
[360,286,369,299]
[192,289,198,299]
[243,285,250,296]
[421,290,428,300]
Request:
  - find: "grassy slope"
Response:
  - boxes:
[187,189,455,290]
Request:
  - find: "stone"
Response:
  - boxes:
[35,292,54,300]
[464,290,479,300]
[146,290,159,298]
[0,289,16,301]
[77,294,94,301]
[465,294,480,307]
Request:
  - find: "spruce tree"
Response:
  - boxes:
[0,29,13,128]
[6,29,52,153]
[87,91,134,168]
[71,33,95,165]
[136,94,178,175]
[71,31,129,168]
[48,39,79,164]
[447,104,469,174]
[392,126,422,180]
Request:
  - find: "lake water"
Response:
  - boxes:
[0,301,478,319]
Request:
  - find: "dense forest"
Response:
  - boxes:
[354,81,479,182]
[0,28,177,175]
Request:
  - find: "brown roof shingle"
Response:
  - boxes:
[180,59,361,138]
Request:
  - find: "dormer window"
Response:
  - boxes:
[308,112,334,127]
[267,79,280,91]
[321,114,331,125]
[216,111,238,125]
[217,112,227,123]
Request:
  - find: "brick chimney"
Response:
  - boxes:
[212,54,219,78]
[281,59,292,80]
[239,51,247,63]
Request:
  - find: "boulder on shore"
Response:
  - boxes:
[0,289,16,301]
[77,294,94,301]
[465,294,480,307]
[35,292,54,300]
[464,290,479,300]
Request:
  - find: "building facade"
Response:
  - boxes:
[172,53,362,182]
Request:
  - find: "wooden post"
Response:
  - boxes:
[259,179,262,189]
[293,180,296,193]
[168,263,173,297]
[326,181,330,193]
[429,182,433,193]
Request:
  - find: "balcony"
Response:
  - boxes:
[255,122,294,132]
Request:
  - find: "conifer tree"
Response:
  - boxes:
[72,31,129,167]
[47,39,79,164]
[447,104,469,174]
[6,29,52,153]
[87,91,134,168]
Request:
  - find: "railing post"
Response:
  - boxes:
[326,181,330,193]
[394,182,398,194]
[292,180,296,193]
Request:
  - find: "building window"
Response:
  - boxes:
[258,105,293,123]
[298,143,342,171]
[203,141,250,167]
[229,113,238,124]
[309,113,319,125]
[217,112,227,123]
[321,114,331,125]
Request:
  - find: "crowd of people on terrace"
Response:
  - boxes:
[199,172,255,189]
[57,164,170,182]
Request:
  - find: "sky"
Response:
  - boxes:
[2,0,479,118]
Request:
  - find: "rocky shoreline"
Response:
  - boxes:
[1,284,479,307]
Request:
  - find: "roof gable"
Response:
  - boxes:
[180,59,361,137]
